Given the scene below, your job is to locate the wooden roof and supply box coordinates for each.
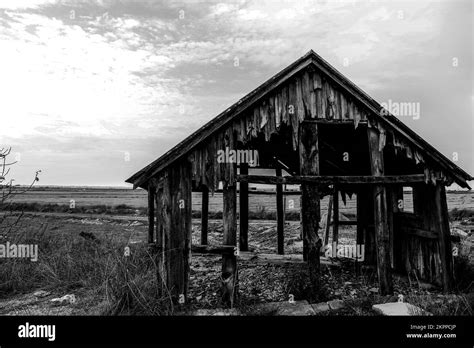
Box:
[126,50,472,189]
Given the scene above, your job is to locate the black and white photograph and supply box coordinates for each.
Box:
[0,0,472,345]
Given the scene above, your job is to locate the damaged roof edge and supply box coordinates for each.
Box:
[126,50,472,190]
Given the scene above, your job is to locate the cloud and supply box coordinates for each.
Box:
[0,0,471,186]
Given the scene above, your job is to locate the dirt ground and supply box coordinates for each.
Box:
[0,213,472,316]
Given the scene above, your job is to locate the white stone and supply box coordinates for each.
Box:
[33,290,50,298]
[372,302,430,316]
[327,299,345,310]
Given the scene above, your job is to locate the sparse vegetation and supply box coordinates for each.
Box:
[449,208,474,221]
[0,216,173,315]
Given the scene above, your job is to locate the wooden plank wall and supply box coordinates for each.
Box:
[396,183,453,290]
[186,68,454,192]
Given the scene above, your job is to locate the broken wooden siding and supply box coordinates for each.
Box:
[182,68,453,194]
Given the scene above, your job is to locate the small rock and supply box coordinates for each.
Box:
[451,227,468,238]
[344,281,353,286]
[369,287,379,293]
[327,299,345,311]
[275,301,316,316]
[372,302,431,316]
[252,301,315,316]
[50,294,76,305]
[311,302,330,313]
[194,308,240,316]
[33,290,50,298]
[196,295,202,301]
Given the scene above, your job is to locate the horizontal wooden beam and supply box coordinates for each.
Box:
[238,252,340,267]
[237,174,427,185]
[304,119,368,125]
[405,227,438,239]
[191,244,235,255]
[338,220,358,226]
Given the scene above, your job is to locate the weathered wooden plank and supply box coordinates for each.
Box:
[288,79,299,150]
[276,167,284,255]
[148,182,155,244]
[324,194,333,247]
[281,85,289,124]
[201,186,209,245]
[337,220,358,226]
[156,162,193,302]
[222,181,237,307]
[356,186,376,266]
[405,227,438,239]
[237,174,426,185]
[314,72,323,118]
[275,93,281,129]
[309,72,317,118]
[299,121,322,283]
[239,163,249,251]
[296,75,305,121]
[155,181,164,250]
[221,130,238,307]
[332,187,339,244]
[302,71,311,119]
[368,127,393,295]
[434,184,454,292]
[389,186,403,270]
[192,244,235,255]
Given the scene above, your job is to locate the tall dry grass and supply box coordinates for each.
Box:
[0,219,174,315]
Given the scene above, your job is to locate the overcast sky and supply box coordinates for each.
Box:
[0,0,472,187]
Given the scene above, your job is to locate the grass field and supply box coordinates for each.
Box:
[1,186,473,316]
[6,186,474,222]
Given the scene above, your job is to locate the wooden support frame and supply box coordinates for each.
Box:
[221,129,238,307]
[367,127,393,295]
[332,187,339,244]
[407,183,454,290]
[276,167,285,254]
[147,182,155,244]
[239,163,249,251]
[299,121,322,283]
[192,244,235,255]
[237,174,427,185]
[324,194,333,247]
[434,184,454,292]
[357,187,375,265]
[201,186,209,245]
[155,162,193,302]
[388,185,403,269]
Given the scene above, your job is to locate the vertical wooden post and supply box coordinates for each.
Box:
[324,194,333,247]
[276,167,284,254]
[148,182,155,244]
[357,186,375,264]
[356,187,364,247]
[156,176,169,296]
[201,186,209,245]
[156,162,192,302]
[367,127,393,295]
[222,129,238,307]
[435,184,454,292]
[332,186,339,245]
[299,121,322,284]
[239,163,249,251]
[389,185,403,270]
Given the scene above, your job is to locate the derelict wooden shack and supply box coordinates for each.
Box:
[126,50,472,306]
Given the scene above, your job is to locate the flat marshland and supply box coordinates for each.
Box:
[0,186,473,315]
